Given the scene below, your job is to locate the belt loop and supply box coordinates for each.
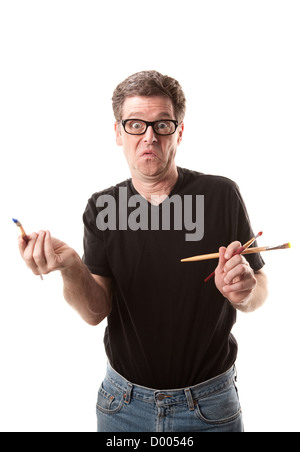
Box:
[124,383,133,405]
[184,388,195,411]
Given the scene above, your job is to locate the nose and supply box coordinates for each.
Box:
[143,125,158,143]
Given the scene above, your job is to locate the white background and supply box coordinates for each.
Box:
[0,0,299,432]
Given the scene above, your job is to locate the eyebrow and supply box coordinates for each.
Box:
[126,112,174,119]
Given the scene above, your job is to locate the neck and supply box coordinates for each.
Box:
[131,165,179,204]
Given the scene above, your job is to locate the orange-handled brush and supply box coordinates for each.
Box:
[203,231,263,283]
[12,219,43,280]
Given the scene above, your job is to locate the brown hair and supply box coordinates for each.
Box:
[112,70,186,122]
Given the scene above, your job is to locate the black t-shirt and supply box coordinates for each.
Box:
[83,167,265,389]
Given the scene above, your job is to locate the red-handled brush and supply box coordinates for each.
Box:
[203,231,263,283]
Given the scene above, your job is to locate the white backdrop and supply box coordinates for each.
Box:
[0,0,299,432]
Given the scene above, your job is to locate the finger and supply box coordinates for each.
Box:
[224,241,242,260]
[232,275,242,284]
[223,279,250,294]
[32,231,47,271]
[18,235,28,257]
[215,247,227,275]
[23,233,38,262]
[224,261,251,285]
[223,271,256,294]
[224,254,249,276]
[224,254,244,273]
[223,287,252,305]
[44,231,57,270]
[22,233,41,275]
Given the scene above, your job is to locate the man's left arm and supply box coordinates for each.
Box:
[215,242,268,313]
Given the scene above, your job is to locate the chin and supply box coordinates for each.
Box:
[136,160,163,176]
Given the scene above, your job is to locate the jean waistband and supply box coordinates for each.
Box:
[106,362,236,409]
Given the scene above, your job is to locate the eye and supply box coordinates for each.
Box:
[154,121,175,134]
[124,120,147,134]
[131,122,143,130]
[126,120,144,130]
[157,122,169,130]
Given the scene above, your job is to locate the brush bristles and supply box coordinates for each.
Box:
[279,243,291,250]
[12,218,21,227]
[268,243,291,251]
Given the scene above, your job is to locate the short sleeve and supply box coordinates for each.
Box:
[234,185,265,272]
[82,195,113,278]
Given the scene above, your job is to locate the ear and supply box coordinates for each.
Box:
[114,121,123,146]
[177,122,184,145]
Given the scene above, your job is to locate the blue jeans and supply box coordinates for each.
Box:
[96,362,244,432]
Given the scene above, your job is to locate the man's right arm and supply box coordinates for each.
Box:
[61,256,112,325]
[18,230,112,326]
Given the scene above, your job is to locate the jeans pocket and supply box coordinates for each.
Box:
[195,382,242,425]
[96,379,124,415]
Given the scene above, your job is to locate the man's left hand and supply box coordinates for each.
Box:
[214,241,257,307]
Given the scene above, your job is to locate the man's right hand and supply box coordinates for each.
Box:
[18,230,77,277]
[18,230,112,325]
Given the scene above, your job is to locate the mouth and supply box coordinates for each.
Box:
[141,150,158,158]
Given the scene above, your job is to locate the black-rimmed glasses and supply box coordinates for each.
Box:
[121,119,178,136]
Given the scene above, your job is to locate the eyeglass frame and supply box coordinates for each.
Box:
[120,119,179,136]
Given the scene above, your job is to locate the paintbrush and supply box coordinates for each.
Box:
[12,218,29,243]
[203,240,291,282]
[181,240,291,263]
[202,231,263,282]
[241,242,291,255]
[12,219,43,280]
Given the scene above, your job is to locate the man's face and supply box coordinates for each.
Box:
[114,96,184,180]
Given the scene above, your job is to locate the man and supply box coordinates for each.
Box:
[18,70,268,432]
